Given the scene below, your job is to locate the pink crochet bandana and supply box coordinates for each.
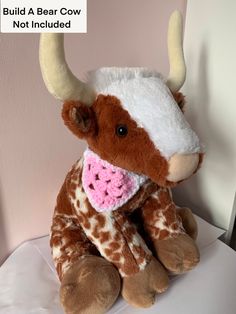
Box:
[82,149,147,213]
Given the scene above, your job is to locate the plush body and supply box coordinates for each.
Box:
[51,149,199,313]
[51,151,186,280]
[39,11,203,314]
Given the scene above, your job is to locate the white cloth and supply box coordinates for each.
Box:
[1,216,235,314]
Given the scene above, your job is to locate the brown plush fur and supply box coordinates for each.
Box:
[62,102,97,139]
[60,256,120,314]
[62,96,171,187]
[154,233,200,274]
[122,257,169,308]
[141,189,184,240]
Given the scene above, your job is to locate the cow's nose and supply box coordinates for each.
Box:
[167,153,199,182]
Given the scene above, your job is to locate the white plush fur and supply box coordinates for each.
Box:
[88,67,201,159]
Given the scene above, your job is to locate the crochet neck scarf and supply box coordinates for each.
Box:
[82,149,147,213]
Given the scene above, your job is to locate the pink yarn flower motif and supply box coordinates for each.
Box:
[82,151,139,212]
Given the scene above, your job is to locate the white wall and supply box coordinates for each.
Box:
[173,0,236,231]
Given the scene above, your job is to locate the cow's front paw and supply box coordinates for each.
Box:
[154,233,200,274]
[60,256,120,314]
[122,257,169,308]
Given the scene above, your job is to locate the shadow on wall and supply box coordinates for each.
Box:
[0,180,9,265]
[173,43,233,226]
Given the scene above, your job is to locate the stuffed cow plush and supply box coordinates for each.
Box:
[39,11,203,314]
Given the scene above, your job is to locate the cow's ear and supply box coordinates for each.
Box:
[173,92,186,112]
[62,101,97,139]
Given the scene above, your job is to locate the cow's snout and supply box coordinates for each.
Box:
[167,153,200,182]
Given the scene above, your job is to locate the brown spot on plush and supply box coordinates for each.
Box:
[83,221,91,229]
[111,253,121,261]
[95,215,106,228]
[104,248,113,256]
[100,231,110,243]
[159,229,170,240]
[109,242,120,251]
[63,228,86,245]
[142,203,155,223]
[77,214,84,224]
[172,222,179,230]
[92,226,100,239]
[114,232,122,242]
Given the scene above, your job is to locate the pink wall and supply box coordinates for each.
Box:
[0,0,186,264]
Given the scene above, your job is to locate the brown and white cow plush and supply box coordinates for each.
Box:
[39,11,203,314]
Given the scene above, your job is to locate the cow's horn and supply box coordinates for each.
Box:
[166,11,186,92]
[39,33,95,104]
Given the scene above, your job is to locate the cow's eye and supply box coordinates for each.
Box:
[116,124,128,137]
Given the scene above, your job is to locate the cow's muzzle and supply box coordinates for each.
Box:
[167,153,200,183]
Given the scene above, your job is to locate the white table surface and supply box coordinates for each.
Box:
[0,216,235,314]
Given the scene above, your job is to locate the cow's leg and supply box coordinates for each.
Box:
[141,188,200,274]
[51,182,120,314]
[70,200,169,308]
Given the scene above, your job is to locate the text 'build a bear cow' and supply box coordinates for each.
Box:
[39,11,204,314]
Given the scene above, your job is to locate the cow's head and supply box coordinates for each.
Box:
[39,11,203,188]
